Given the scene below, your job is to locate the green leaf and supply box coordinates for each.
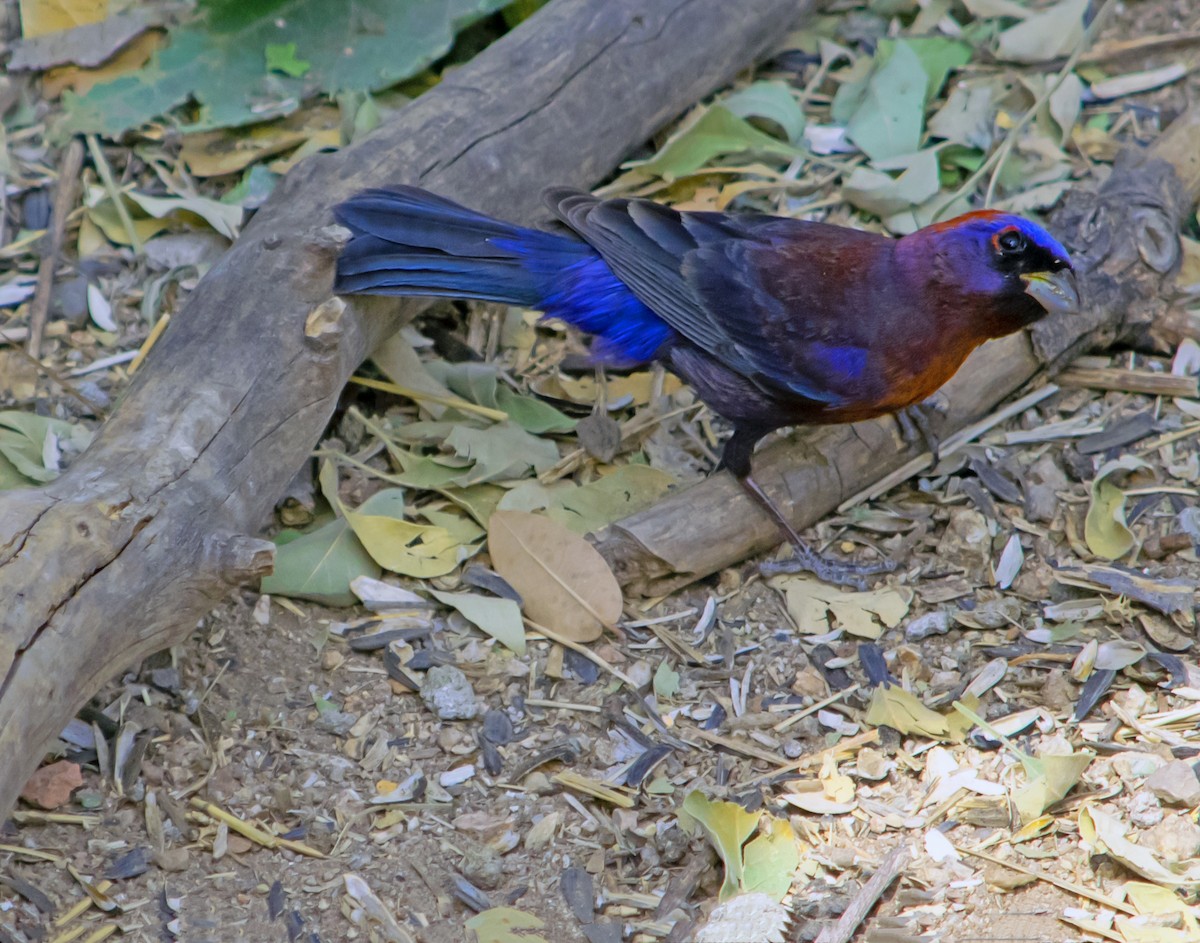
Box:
[928,79,998,149]
[430,589,525,655]
[865,685,953,738]
[904,37,972,103]
[722,80,806,143]
[389,419,558,484]
[427,361,576,433]
[260,517,380,606]
[995,0,1088,64]
[498,465,676,534]
[0,412,92,486]
[741,817,800,903]
[653,660,680,700]
[844,40,929,162]
[443,424,560,484]
[631,105,799,182]
[60,0,514,136]
[842,148,941,219]
[265,41,310,78]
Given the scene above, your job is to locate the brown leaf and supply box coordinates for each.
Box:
[487,510,622,642]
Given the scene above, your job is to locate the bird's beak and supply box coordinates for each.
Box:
[1021,268,1080,315]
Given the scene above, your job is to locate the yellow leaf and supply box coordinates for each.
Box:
[1084,456,1149,560]
[1084,479,1133,559]
[345,510,463,579]
[19,0,107,38]
[180,106,340,177]
[487,510,622,643]
[865,685,951,738]
[682,792,760,902]
[770,575,912,639]
[42,30,165,98]
[465,907,547,943]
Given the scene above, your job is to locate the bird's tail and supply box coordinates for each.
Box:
[333,186,589,307]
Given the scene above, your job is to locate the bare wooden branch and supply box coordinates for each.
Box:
[27,138,84,358]
[811,844,909,943]
[595,110,1200,596]
[0,0,810,823]
[1056,365,1199,398]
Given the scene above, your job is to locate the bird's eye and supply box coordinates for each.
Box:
[997,229,1026,254]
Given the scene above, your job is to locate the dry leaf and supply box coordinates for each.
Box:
[1084,456,1148,560]
[771,575,912,639]
[487,510,622,643]
[1080,806,1200,889]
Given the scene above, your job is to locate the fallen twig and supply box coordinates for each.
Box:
[27,138,84,359]
[811,844,909,943]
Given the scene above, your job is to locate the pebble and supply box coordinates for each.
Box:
[421,665,479,720]
[1146,760,1200,807]
[1127,789,1164,828]
[906,611,951,641]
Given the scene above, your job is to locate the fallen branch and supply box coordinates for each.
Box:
[595,106,1200,596]
[0,0,810,823]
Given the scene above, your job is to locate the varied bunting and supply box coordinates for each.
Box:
[333,186,1078,586]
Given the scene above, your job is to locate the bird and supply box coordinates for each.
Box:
[332,185,1078,587]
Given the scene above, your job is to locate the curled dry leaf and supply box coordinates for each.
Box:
[487,510,622,643]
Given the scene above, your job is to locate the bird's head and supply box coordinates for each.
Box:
[906,210,1079,337]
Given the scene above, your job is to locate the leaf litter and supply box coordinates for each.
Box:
[4,0,1200,941]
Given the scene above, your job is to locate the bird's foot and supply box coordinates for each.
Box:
[896,393,950,463]
[759,542,896,591]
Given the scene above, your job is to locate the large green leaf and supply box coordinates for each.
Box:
[0,412,93,488]
[260,518,380,606]
[60,0,513,136]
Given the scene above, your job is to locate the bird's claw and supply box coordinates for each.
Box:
[896,393,949,463]
[759,544,896,591]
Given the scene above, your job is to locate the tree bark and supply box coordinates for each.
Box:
[0,0,809,822]
[594,111,1200,597]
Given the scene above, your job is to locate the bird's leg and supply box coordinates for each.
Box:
[722,427,895,590]
[895,392,950,462]
[741,473,895,589]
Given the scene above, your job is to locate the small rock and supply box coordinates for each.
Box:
[1128,789,1164,828]
[147,667,181,693]
[460,843,503,889]
[1146,760,1200,807]
[421,665,479,720]
[314,709,358,736]
[1024,454,1068,523]
[855,747,893,781]
[1140,815,1200,862]
[905,611,950,641]
[936,509,991,580]
[625,660,653,690]
[19,760,83,810]
[154,847,191,872]
[1110,751,1167,782]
